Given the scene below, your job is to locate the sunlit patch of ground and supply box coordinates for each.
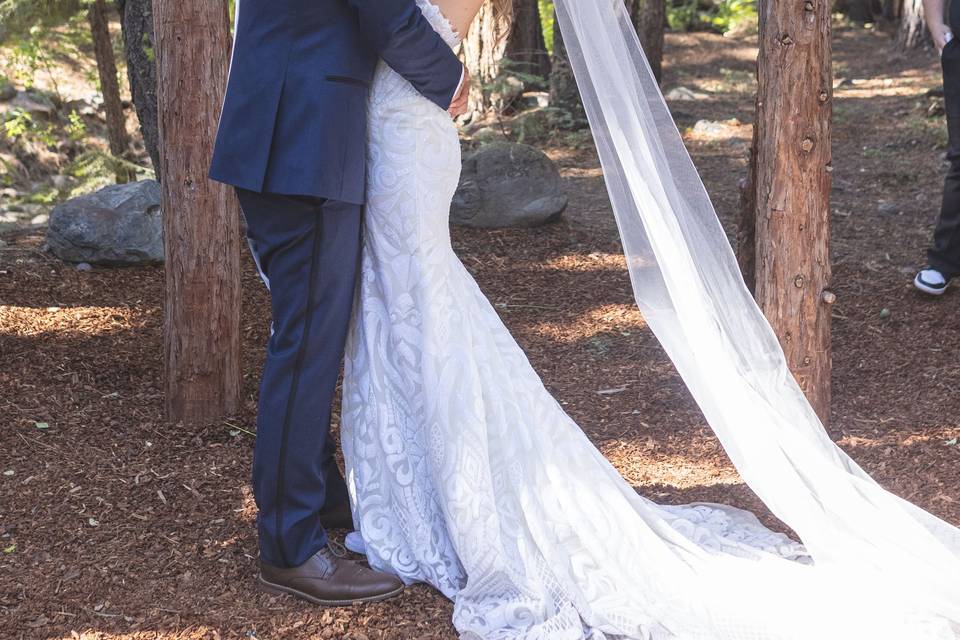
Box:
[0,305,154,337]
[530,303,647,343]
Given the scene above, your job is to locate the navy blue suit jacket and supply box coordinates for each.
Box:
[209,0,463,205]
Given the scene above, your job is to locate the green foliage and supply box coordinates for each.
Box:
[65,109,86,141]
[140,32,155,62]
[3,12,89,98]
[706,0,757,34]
[0,156,15,187]
[667,1,698,32]
[539,0,555,53]
[491,58,547,92]
[2,108,58,147]
[668,0,757,35]
[65,149,154,197]
[0,0,86,41]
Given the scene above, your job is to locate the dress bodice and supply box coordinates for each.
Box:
[415,0,462,49]
[369,1,462,111]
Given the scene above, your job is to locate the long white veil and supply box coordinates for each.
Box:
[553,0,960,630]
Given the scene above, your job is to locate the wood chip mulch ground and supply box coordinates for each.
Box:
[2,24,959,640]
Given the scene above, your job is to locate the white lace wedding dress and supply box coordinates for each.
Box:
[341,2,959,639]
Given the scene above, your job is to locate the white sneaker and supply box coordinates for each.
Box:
[914,267,950,295]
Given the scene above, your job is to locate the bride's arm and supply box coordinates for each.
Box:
[348,0,464,109]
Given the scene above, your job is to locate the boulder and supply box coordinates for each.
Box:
[452,142,567,228]
[47,180,163,265]
[9,90,56,117]
[0,81,15,102]
[877,201,900,216]
[666,86,709,101]
[691,118,741,141]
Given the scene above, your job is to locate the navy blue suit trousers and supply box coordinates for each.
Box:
[238,188,361,567]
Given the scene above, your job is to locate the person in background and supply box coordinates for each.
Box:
[916,0,960,294]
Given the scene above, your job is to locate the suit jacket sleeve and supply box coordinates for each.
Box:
[348,0,464,110]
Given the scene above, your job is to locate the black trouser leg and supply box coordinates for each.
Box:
[236,188,361,568]
[929,42,960,278]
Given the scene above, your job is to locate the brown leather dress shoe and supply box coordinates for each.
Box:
[258,546,403,606]
[318,501,354,530]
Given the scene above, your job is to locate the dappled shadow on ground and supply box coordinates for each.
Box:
[2,24,959,640]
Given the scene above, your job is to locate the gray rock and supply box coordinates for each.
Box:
[0,82,15,102]
[470,126,509,144]
[524,91,550,108]
[51,175,75,191]
[47,180,163,265]
[10,91,55,117]
[452,143,567,229]
[877,201,900,215]
[666,86,709,101]
[692,119,741,140]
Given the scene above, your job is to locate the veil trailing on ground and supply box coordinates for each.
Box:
[554,0,960,631]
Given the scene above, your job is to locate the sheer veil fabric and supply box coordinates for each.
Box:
[552,0,960,633]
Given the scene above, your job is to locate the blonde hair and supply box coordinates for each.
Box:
[490,0,514,37]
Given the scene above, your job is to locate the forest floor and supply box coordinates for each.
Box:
[2,22,960,640]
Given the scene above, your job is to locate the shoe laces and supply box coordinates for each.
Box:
[327,539,348,559]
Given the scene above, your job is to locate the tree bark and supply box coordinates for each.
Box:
[737,172,757,294]
[461,3,510,115]
[153,0,241,424]
[88,0,132,182]
[116,0,161,179]
[548,10,584,121]
[505,0,550,78]
[882,0,902,21]
[749,0,833,422]
[896,0,932,50]
[626,0,666,82]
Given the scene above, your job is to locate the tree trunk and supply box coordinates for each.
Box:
[897,0,932,49]
[749,0,833,422]
[153,0,241,424]
[88,0,132,182]
[626,0,666,82]
[882,0,902,21]
[833,0,875,22]
[548,10,584,121]
[737,172,756,293]
[505,0,551,78]
[116,0,160,179]
[461,3,511,115]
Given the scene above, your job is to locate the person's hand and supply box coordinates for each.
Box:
[931,23,953,54]
[448,66,470,117]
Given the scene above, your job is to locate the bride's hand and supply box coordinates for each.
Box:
[449,66,471,117]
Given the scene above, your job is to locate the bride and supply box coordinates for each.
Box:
[339,0,960,638]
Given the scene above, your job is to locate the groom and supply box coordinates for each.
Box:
[209,0,469,605]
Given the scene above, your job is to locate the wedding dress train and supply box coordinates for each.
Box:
[340,1,960,638]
